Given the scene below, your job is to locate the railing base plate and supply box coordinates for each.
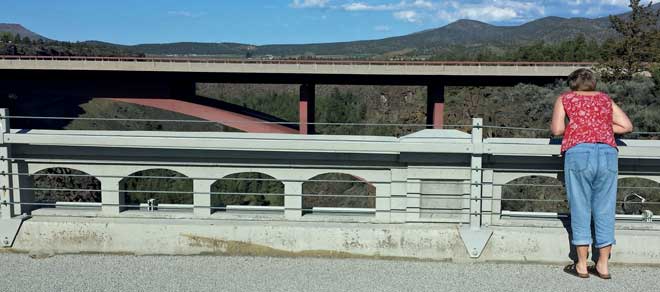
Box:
[0,214,29,247]
[459,226,493,258]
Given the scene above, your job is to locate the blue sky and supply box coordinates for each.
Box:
[0,0,649,45]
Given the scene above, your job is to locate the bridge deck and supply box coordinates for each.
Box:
[0,55,592,78]
[2,253,656,292]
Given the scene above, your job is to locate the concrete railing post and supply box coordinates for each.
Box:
[390,169,407,223]
[374,183,391,223]
[406,179,422,221]
[100,177,123,215]
[194,179,215,216]
[0,109,11,219]
[284,181,303,220]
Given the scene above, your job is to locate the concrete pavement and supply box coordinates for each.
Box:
[1,253,657,292]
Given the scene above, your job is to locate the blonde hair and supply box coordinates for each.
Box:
[568,69,597,91]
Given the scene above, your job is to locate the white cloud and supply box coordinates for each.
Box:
[394,10,421,23]
[343,2,393,11]
[565,0,651,6]
[288,0,650,25]
[341,0,435,11]
[435,0,545,23]
[167,11,206,18]
[290,0,330,8]
[411,0,434,9]
[458,6,519,21]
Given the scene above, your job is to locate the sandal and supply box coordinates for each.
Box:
[564,264,589,278]
[588,265,612,280]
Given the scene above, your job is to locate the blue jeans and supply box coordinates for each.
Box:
[564,143,618,248]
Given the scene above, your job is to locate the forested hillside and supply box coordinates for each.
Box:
[2,3,658,60]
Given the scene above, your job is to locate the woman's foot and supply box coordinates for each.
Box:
[564,263,589,278]
[589,264,611,280]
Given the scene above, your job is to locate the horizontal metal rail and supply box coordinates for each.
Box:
[6,186,660,205]
[2,201,476,216]
[7,171,660,190]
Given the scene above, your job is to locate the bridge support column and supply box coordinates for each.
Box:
[101,177,123,215]
[194,179,215,216]
[284,181,302,220]
[299,84,316,135]
[427,84,445,129]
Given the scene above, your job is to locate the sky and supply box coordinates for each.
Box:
[0,0,651,45]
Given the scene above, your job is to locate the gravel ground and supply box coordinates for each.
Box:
[1,253,658,292]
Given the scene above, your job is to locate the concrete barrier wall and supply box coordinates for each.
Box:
[12,217,660,264]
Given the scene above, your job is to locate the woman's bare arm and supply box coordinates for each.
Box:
[612,102,633,134]
[551,96,566,136]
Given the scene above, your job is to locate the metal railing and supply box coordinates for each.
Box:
[1,110,659,233]
[0,55,597,67]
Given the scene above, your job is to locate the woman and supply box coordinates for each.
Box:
[551,68,633,279]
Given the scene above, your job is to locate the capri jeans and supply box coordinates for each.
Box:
[564,143,618,248]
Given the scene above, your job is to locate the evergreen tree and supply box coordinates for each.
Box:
[602,0,660,80]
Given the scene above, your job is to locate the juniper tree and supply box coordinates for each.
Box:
[602,0,660,80]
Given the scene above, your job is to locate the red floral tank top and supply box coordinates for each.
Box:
[561,92,617,153]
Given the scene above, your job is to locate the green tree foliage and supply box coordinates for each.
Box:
[0,34,144,57]
[502,176,567,213]
[211,173,284,208]
[429,36,605,62]
[601,0,660,80]
[317,88,367,135]
[508,35,604,62]
[33,168,101,203]
[121,169,193,205]
[0,33,11,43]
[618,178,660,215]
[302,173,375,209]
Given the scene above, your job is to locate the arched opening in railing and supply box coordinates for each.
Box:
[618,178,660,216]
[502,176,567,213]
[32,168,101,208]
[211,172,284,212]
[121,169,192,209]
[302,173,375,213]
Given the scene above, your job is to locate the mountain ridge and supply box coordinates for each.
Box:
[0,23,50,41]
[1,2,658,58]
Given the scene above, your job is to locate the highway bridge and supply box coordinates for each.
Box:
[0,56,593,132]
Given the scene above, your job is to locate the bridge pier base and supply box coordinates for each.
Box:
[427,84,445,129]
[299,84,316,135]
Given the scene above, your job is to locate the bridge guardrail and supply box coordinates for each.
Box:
[0,110,658,254]
[0,55,597,67]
